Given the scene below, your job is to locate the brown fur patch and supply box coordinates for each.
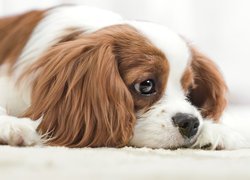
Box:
[113,28,169,112]
[20,25,169,147]
[57,28,84,43]
[187,47,227,121]
[181,66,194,94]
[0,10,44,70]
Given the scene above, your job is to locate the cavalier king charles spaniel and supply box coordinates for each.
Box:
[0,5,247,149]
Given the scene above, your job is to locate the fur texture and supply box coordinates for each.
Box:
[0,5,247,149]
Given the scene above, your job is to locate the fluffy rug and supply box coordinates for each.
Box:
[1,146,250,180]
[1,105,250,180]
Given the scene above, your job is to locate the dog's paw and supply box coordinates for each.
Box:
[192,121,248,150]
[0,116,41,146]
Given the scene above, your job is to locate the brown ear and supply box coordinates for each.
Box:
[21,36,136,147]
[188,47,227,121]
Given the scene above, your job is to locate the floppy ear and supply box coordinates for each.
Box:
[21,36,136,147]
[188,47,227,121]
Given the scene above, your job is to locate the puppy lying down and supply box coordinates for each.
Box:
[0,5,247,149]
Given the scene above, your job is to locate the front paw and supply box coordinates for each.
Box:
[192,121,248,150]
[0,116,41,146]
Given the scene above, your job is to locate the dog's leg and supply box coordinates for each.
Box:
[192,120,249,150]
[0,107,42,146]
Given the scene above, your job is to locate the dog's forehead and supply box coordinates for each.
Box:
[127,21,191,84]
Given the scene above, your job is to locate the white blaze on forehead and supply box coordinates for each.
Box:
[127,22,203,149]
[127,21,191,92]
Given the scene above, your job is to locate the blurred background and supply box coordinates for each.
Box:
[0,0,250,106]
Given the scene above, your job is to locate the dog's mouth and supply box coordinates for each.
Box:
[179,138,198,149]
[175,129,214,150]
[168,133,201,150]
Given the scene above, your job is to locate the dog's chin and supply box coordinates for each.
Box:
[129,133,199,150]
[162,136,198,150]
[178,137,199,149]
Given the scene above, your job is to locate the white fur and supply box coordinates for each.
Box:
[128,21,191,82]
[3,6,124,115]
[16,5,123,77]
[0,5,125,147]
[128,21,248,150]
[0,110,41,146]
[130,95,203,148]
[128,22,202,148]
[0,5,247,149]
[192,120,249,150]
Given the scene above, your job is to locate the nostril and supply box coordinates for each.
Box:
[193,122,199,129]
[180,121,189,129]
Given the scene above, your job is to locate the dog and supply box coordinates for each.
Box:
[0,5,247,149]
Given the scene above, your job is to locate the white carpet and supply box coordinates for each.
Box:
[1,146,250,180]
[1,105,250,180]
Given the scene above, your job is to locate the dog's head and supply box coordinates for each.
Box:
[23,22,227,148]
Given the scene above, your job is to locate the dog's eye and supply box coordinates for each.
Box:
[134,79,156,96]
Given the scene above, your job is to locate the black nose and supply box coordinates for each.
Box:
[172,113,199,138]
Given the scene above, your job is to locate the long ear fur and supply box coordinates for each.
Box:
[189,47,227,121]
[21,36,135,147]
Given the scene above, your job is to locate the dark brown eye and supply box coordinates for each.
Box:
[134,79,156,96]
